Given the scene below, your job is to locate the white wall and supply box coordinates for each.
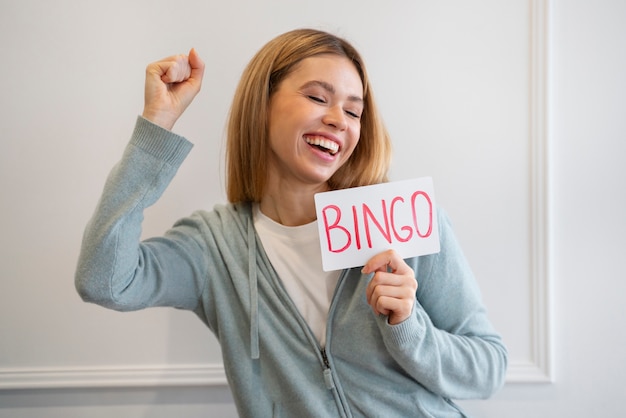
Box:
[460,0,626,416]
[1,0,624,416]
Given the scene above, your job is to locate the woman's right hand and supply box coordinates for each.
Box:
[142,48,205,131]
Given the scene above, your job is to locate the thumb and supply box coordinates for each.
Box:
[176,48,204,95]
[188,48,205,83]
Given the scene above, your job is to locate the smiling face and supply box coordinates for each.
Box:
[266,54,364,194]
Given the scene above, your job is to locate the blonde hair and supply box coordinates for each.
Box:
[226,28,392,203]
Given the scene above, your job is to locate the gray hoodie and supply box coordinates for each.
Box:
[76,116,507,417]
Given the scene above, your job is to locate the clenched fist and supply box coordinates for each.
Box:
[142,48,205,130]
[363,249,418,325]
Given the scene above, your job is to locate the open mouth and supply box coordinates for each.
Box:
[305,136,339,155]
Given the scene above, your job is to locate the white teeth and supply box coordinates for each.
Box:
[305,136,339,155]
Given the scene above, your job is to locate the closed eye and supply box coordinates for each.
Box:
[308,95,326,103]
[345,110,361,119]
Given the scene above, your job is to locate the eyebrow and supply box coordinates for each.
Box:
[301,80,364,104]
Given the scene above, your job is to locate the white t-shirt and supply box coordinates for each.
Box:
[253,204,340,347]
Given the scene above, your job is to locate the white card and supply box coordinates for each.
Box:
[314,177,440,271]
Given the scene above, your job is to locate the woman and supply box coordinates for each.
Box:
[76,28,507,417]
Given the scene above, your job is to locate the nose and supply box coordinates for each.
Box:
[322,105,348,131]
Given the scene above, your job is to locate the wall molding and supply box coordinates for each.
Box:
[510,0,552,383]
[0,364,228,389]
[0,0,552,391]
[0,358,552,390]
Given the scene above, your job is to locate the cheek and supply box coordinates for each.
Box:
[341,136,360,164]
[346,124,361,152]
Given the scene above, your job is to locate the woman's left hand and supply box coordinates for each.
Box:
[363,249,418,325]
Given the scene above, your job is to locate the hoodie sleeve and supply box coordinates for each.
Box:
[74,116,208,312]
[375,209,508,400]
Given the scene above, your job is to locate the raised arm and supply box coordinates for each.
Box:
[75,50,207,311]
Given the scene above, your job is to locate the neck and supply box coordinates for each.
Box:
[260,181,329,226]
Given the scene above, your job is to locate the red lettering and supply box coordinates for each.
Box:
[362,201,392,248]
[352,205,361,250]
[411,191,433,238]
[322,205,351,253]
[321,188,435,256]
[390,196,413,242]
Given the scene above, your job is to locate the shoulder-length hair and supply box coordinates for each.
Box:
[226,28,392,203]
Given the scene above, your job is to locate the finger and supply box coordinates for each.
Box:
[366,283,394,310]
[365,270,405,301]
[159,55,192,84]
[372,294,399,314]
[366,277,417,307]
[361,249,411,275]
[372,294,414,325]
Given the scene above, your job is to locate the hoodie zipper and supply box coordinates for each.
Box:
[321,348,331,369]
[321,348,335,390]
[320,269,345,392]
